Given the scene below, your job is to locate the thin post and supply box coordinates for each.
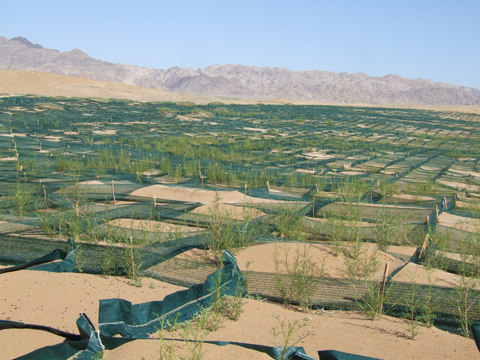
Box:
[379,263,390,317]
[266,181,270,192]
[312,198,315,218]
[111,180,116,205]
[43,185,49,210]
[418,234,429,259]
[154,196,156,207]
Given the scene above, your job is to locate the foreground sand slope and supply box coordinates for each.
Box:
[1,265,478,360]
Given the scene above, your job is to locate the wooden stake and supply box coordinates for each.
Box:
[154,196,156,207]
[266,181,270,192]
[379,263,390,317]
[111,180,116,205]
[312,199,315,218]
[418,234,430,259]
[43,185,49,210]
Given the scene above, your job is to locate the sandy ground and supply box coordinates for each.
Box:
[0,268,185,360]
[389,194,437,201]
[0,156,17,161]
[178,242,460,288]
[307,217,375,228]
[437,179,478,192]
[455,200,480,211]
[130,185,220,204]
[0,69,215,104]
[2,69,480,115]
[438,213,480,233]
[190,203,265,220]
[236,242,403,280]
[109,219,203,233]
[1,267,477,360]
[130,185,288,207]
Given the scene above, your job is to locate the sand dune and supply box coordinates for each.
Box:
[1,69,480,114]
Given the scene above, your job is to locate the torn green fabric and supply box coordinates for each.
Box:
[99,250,246,338]
[318,350,381,360]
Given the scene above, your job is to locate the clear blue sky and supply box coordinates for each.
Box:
[1,0,479,89]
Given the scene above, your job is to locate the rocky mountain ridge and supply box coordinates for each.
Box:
[1,36,479,105]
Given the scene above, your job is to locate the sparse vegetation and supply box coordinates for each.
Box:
[270,314,315,360]
[2,95,480,357]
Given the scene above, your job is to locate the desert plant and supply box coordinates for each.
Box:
[179,318,207,360]
[220,270,247,321]
[277,205,306,241]
[327,212,345,256]
[343,246,380,281]
[354,278,393,321]
[419,269,437,328]
[194,305,223,333]
[451,274,480,336]
[11,183,34,220]
[273,244,289,304]
[205,198,237,265]
[446,233,480,336]
[155,313,182,360]
[372,205,399,252]
[123,235,144,286]
[273,242,324,312]
[100,239,118,277]
[404,271,421,339]
[270,314,315,360]
[204,193,261,265]
[423,229,451,271]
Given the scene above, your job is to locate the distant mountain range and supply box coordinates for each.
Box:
[1,36,479,105]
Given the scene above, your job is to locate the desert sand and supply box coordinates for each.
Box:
[108,219,203,233]
[2,69,480,114]
[130,185,290,207]
[438,213,480,233]
[1,264,477,360]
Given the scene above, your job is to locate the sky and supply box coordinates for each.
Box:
[1,0,479,89]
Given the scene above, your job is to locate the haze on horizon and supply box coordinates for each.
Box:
[1,0,479,89]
